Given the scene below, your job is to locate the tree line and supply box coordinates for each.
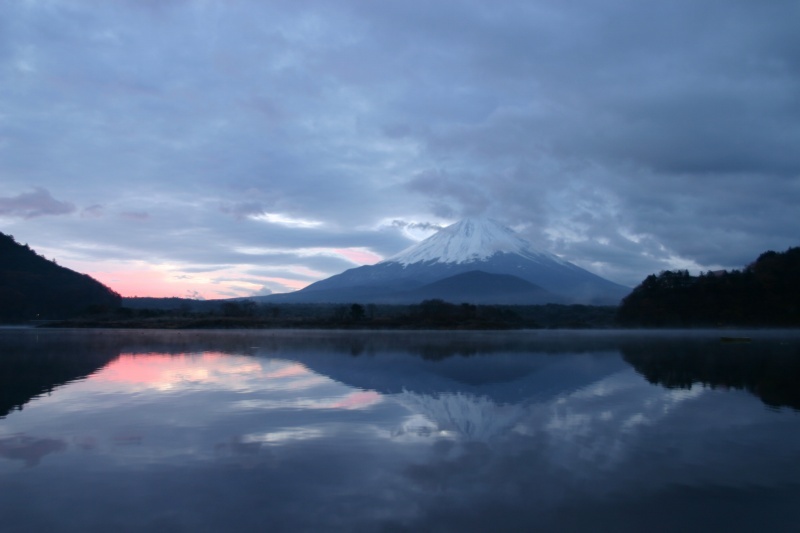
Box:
[617,247,800,327]
[50,299,619,329]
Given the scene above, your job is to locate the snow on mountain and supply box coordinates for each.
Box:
[386,217,566,266]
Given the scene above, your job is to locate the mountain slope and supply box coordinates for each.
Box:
[0,232,121,321]
[404,270,562,305]
[269,218,630,305]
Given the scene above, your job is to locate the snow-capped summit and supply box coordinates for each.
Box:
[385,217,565,266]
[266,217,631,305]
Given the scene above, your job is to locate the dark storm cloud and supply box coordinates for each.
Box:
[368,0,800,281]
[0,188,75,219]
[406,170,492,219]
[2,0,798,292]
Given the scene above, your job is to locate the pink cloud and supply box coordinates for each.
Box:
[334,247,383,265]
[86,269,225,298]
[79,265,311,299]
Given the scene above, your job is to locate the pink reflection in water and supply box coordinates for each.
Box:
[326,390,383,410]
[85,352,380,410]
[90,352,269,389]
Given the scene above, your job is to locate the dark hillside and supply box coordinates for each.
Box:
[617,247,800,327]
[0,232,121,321]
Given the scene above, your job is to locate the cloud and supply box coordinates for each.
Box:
[406,170,492,219]
[248,212,324,229]
[2,0,799,294]
[0,188,75,219]
[220,201,270,220]
[120,211,150,221]
[252,286,273,297]
[81,204,104,218]
[390,220,444,232]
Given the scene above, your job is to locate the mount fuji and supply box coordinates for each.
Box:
[267,218,630,305]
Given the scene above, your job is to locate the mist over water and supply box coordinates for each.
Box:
[2,329,800,532]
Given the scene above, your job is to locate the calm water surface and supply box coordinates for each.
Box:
[1,328,800,532]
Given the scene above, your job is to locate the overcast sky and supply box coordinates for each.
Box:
[2,0,798,298]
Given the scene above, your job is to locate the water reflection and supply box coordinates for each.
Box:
[1,329,799,532]
[621,337,800,410]
[0,331,120,418]
[0,434,67,467]
[395,391,526,441]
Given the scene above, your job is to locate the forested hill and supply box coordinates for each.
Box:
[0,232,121,321]
[618,247,800,327]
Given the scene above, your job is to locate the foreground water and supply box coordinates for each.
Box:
[1,329,799,532]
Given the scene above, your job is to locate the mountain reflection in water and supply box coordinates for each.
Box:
[1,328,800,532]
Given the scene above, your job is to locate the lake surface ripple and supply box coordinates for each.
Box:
[2,329,800,532]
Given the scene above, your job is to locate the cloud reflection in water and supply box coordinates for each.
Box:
[2,330,800,532]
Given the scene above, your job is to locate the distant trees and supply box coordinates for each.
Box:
[46,298,623,329]
[221,300,257,317]
[617,247,800,327]
[408,299,523,328]
[349,303,366,321]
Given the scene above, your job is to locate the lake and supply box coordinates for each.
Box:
[1,328,800,532]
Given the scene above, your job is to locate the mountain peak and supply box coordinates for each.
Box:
[271,217,630,305]
[384,217,559,266]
